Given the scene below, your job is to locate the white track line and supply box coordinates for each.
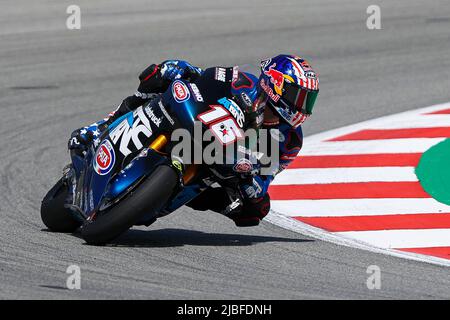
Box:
[266,211,450,267]
[336,229,450,249]
[300,138,445,156]
[367,115,450,129]
[271,198,450,217]
[271,167,417,185]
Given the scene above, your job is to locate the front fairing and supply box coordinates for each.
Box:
[69,102,177,219]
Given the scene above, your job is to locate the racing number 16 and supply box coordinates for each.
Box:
[197,105,244,145]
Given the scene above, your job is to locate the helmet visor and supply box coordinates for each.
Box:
[283,81,319,115]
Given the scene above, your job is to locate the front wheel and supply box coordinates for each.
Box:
[81,165,179,245]
[41,178,82,232]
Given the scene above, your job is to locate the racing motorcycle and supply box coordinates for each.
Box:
[41,67,262,245]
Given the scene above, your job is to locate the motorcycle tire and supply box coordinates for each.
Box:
[41,178,82,232]
[80,165,179,245]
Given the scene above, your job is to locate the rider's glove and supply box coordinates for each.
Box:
[160,60,202,81]
[136,60,202,98]
[160,61,186,81]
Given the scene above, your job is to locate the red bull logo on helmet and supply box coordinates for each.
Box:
[263,63,285,95]
[260,79,280,102]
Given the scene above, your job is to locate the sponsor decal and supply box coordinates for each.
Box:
[215,67,226,82]
[189,83,204,102]
[274,105,296,123]
[232,66,239,81]
[69,136,80,147]
[172,160,183,173]
[109,107,153,157]
[197,105,244,145]
[244,180,262,198]
[304,71,317,79]
[158,100,175,125]
[240,92,252,107]
[172,80,190,103]
[233,158,254,173]
[260,79,280,102]
[260,58,271,70]
[93,140,115,175]
[264,63,284,95]
[89,189,94,212]
[217,97,245,128]
[134,91,157,100]
[273,104,308,127]
[144,105,163,127]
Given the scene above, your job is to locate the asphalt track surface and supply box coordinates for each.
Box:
[0,0,449,299]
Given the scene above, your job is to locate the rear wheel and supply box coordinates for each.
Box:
[81,165,179,245]
[41,178,82,232]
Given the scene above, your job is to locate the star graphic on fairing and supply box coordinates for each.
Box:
[220,124,229,136]
[92,129,100,137]
[93,138,100,147]
[80,128,87,135]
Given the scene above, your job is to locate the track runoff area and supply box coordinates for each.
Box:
[267,102,450,267]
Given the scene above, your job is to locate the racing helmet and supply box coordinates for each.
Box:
[258,54,319,128]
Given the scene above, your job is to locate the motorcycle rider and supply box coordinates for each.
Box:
[68,55,319,227]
